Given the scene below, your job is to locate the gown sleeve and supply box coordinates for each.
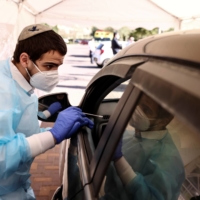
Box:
[0,133,32,179]
[0,82,32,179]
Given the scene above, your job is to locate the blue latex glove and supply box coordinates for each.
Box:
[50,106,94,144]
[48,102,62,115]
[113,138,123,161]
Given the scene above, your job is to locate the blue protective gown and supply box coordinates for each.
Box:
[0,59,42,199]
[101,131,185,200]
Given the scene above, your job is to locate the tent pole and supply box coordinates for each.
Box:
[36,0,66,16]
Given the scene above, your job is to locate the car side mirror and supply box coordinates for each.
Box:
[38,92,71,122]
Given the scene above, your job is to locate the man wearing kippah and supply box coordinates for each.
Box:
[0,24,94,199]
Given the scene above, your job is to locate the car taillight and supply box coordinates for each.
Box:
[100,49,104,55]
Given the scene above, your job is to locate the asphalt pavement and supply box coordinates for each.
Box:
[35,44,100,106]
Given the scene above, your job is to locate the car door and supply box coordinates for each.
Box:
[69,58,200,200]
[88,59,200,200]
[64,57,147,200]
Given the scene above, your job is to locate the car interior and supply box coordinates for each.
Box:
[90,89,200,200]
[97,92,200,199]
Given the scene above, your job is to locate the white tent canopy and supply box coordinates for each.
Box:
[35,0,179,30]
[0,0,200,42]
[151,0,200,30]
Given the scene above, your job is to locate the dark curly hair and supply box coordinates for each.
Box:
[13,30,67,63]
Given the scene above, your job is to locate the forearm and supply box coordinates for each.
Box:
[26,131,55,157]
[115,158,170,199]
[114,156,137,185]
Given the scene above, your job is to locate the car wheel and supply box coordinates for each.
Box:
[102,58,110,67]
[97,63,103,68]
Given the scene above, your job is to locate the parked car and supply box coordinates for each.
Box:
[38,29,200,200]
[74,39,81,43]
[80,39,89,45]
[93,42,113,68]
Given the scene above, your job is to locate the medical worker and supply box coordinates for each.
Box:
[102,94,185,200]
[0,24,93,200]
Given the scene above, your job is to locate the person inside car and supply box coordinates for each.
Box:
[65,93,185,200]
[103,94,185,200]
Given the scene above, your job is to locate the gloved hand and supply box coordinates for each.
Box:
[113,138,123,161]
[48,102,62,115]
[50,106,94,144]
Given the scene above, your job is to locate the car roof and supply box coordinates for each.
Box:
[112,29,200,63]
[87,29,200,89]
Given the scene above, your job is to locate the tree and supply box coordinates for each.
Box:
[90,26,99,37]
[104,27,115,32]
[52,25,59,33]
[162,27,174,33]
[118,26,131,41]
[43,23,59,33]
[150,27,159,35]
[129,27,160,41]
[129,27,147,41]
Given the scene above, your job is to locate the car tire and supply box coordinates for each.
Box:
[97,63,103,68]
[102,58,110,67]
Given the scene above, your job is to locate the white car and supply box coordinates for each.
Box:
[93,42,113,68]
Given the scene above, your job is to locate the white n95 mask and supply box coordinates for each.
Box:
[26,62,59,92]
[129,106,154,131]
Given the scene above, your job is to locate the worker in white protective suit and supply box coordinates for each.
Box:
[102,94,185,200]
[0,24,93,200]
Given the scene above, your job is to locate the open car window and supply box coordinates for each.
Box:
[98,92,200,200]
[104,80,130,99]
[92,79,130,146]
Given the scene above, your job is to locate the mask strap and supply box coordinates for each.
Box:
[32,62,44,74]
[25,68,32,79]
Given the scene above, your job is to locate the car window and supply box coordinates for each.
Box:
[99,93,200,200]
[104,80,130,99]
[94,79,130,145]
